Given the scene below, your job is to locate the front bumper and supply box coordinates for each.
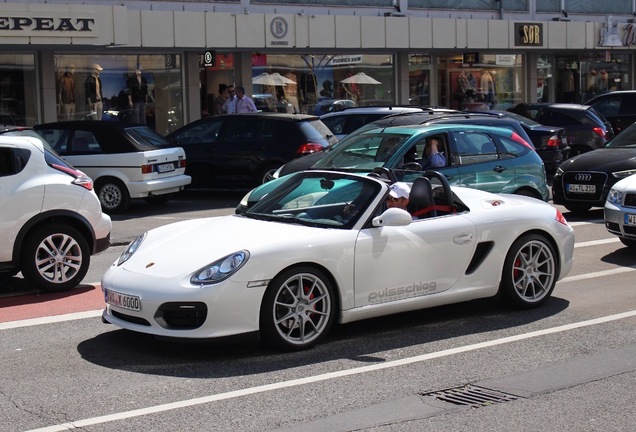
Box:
[604,201,636,240]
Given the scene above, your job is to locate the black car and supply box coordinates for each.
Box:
[586,91,636,135]
[517,103,613,157]
[274,110,547,178]
[552,121,636,213]
[166,113,337,188]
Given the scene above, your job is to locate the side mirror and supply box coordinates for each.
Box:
[372,207,412,227]
[402,162,423,171]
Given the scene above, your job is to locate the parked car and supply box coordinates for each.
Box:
[165,113,338,188]
[271,110,544,180]
[586,91,636,135]
[513,103,613,157]
[237,123,549,213]
[0,133,112,292]
[470,111,569,172]
[313,99,356,115]
[320,106,437,140]
[252,94,277,112]
[102,169,574,350]
[604,173,636,249]
[33,121,191,213]
[552,121,636,213]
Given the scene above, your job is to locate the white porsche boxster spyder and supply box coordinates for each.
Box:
[102,169,575,350]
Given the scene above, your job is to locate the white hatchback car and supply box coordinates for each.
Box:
[604,173,636,249]
[0,133,112,292]
[34,121,191,213]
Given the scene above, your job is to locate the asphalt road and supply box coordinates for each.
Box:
[1,191,636,432]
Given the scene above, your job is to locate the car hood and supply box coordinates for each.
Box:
[118,215,347,278]
[562,148,636,171]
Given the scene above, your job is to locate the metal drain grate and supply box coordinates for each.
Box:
[422,384,519,408]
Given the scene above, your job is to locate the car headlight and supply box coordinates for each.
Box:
[554,167,564,177]
[117,232,147,266]
[191,250,250,285]
[612,169,636,179]
[607,188,624,205]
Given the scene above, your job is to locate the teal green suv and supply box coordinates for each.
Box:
[236,123,549,212]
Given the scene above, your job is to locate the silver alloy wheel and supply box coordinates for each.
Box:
[99,183,123,211]
[272,272,332,346]
[511,239,556,303]
[35,232,83,285]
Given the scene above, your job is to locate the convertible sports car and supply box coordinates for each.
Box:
[102,169,575,350]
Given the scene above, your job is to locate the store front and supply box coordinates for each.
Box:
[439,53,524,111]
[52,54,184,135]
[201,52,397,117]
[0,53,37,126]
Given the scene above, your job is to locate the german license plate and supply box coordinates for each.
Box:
[567,183,596,193]
[626,214,636,225]
[104,289,141,311]
[157,163,175,173]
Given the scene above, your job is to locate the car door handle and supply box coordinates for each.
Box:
[493,165,506,173]
[453,232,473,245]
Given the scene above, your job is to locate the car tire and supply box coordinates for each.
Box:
[564,204,591,213]
[20,224,90,292]
[619,237,636,248]
[499,234,557,309]
[97,178,130,213]
[260,266,336,351]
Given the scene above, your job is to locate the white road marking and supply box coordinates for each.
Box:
[25,309,636,432]
[0,310,102,331]
[568,219,604,227]
[574,238,619,248]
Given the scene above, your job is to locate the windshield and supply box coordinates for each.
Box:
[312,132,409,171]
[503,112,542,127]
[606,124,636,148]
[125,126,171,147]
[245,171,381,229]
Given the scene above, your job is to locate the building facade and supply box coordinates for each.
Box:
[1,1,636,134]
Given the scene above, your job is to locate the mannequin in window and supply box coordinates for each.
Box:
[128,68,148,124]
[598,69,609,92]
[480,70,496,108]
[85,63,104,120]
[58,64,76,121]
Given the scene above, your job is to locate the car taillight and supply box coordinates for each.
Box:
[510,132,534,150]
[141,164,153,174]
[296,143,323,155]
[178,159,186,168]
[51,163,93,191]
[593,127,606,139]
[555,209,569,226]
[547,135,560,148]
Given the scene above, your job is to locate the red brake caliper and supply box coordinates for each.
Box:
[304,285,316,318]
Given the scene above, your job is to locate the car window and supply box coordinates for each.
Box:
[452,131,499,165]
[125,126,171,148]
[0,147,19,176]
[260,121,275,140]
[590,95,622,116]
[502,111,542,127]
[36,129,71,154]
[313,132,409,171]
[303,120,334,143]
[171,119,223,145]
[71,130,101,154]
[321,116,346,135]
[586,108,609,126]
[544,110,578,126]
[606,124,636,148]
[226,119,263,142]
[496,136,526,157]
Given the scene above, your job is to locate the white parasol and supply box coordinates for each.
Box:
[340,72,381,85]
[252,72,296,86]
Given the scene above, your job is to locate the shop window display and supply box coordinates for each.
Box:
[409,54,431,106]
[443,54,523,111]
[248,54,395,116]
[54,54,183,135]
